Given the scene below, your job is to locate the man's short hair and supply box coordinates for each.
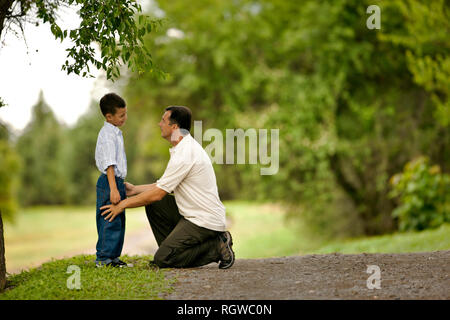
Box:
[100,93,126,116]
[165,106,192,132]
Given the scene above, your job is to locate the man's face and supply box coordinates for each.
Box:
[159,110,176,139]
[106,107,127,127]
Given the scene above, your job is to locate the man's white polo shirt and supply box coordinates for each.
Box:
[156,133,226,232]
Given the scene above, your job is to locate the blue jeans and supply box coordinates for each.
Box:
[95,173,126,263]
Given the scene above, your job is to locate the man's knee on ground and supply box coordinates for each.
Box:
[153,245,173,268]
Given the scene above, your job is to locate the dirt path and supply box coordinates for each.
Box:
[163,250,450,300]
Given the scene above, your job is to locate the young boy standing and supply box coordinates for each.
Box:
[94,93,129,267]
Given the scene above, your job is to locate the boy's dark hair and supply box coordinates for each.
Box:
[165,105,192,132]
[100,93,126,116]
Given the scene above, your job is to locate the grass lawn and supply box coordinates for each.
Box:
[3,206,149,273]
[225,201,311,258]
[225,201,450,258]
[0,255,173,300]
[310,223,450,254]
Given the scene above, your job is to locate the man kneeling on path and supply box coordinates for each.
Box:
[100,106,235,269]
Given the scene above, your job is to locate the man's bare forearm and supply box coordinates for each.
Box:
[118,184,167,210]
[126,183,156,196]
[132,183,156,195]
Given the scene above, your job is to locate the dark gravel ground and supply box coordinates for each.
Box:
[162,250,450,300]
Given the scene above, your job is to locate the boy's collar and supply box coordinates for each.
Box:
[104,121,121,134]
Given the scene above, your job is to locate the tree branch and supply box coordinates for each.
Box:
[0,0,15,38]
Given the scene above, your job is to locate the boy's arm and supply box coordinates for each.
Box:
[106,165,121,205]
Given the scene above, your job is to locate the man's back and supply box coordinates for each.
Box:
[156,134,226,232]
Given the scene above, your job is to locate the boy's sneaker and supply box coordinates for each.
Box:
[95,260,112,268]
[95,259,133,268]
[218,231,235,269]
[112,259,133,268]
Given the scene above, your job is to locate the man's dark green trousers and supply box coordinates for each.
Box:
[145,194,222,268]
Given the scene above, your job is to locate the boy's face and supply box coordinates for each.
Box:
[106,107,127,127]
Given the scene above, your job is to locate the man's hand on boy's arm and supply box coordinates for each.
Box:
[101,185,167,222]
[100,202,125,222]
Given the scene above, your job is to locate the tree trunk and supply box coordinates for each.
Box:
[0,210,6,291]
[329,152,396,235]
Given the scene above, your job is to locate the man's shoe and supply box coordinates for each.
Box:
[218,231,235,269]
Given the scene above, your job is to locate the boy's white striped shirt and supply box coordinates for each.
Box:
[95,121,127,179]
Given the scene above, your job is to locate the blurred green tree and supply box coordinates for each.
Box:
[380,0,450,129]
[64,101,102,204]
[16,92,69,205]
[123,0,449,239]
